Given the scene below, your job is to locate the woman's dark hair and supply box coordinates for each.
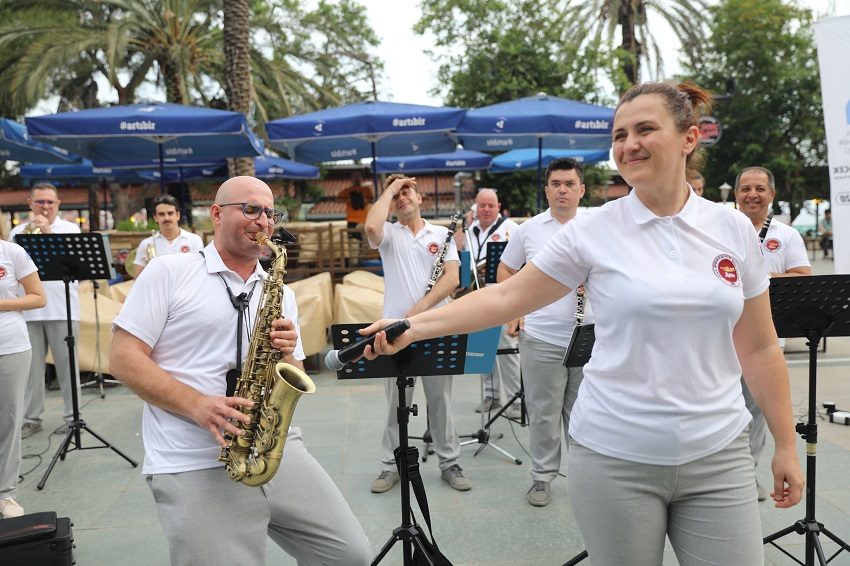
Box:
[616,81,714,172]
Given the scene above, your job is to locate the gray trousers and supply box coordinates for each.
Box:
[482,324,521,402]
[147,428,372,566]
[0,349,30,500]
[520,333,584,482]
[382,375,460,472]
[568,428,763,566]
[740,377,768,468]
[24,320,81,425]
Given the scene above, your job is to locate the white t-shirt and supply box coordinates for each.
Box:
[500,209,591,347]
[0,241,38,355]
[370,220,459,318]
[467,217,519,287]
[133,229,205,268]
[112,242,305,474]
[10,218,80,322]
[532,190,769,465]
[760,218,810,274]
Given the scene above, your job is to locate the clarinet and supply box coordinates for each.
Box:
[758,211,773,245]
[427,211,462,293]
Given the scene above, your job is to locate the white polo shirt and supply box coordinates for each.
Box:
[500,209,591,347]
[133,229,205,268]
[113,242,304,474]
[0,241,38,355]
[760,218,809,274]
[10,217,80,322]
[533,190,769,465]
[370,220,458,318]
[467,217,519,286]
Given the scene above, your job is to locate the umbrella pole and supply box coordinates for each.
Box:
[434,173,439,219]
[371,142,380,197]
[158,144,166,195]
[536,138,543,214]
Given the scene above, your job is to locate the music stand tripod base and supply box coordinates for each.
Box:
[15,233,139,489]
[761,275,850,565]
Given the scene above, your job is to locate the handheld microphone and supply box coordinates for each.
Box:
[325,319,411,371]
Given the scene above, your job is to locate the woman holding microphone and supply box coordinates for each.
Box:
[362,81,804,564]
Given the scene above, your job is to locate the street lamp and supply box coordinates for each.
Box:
[719,182,731,204]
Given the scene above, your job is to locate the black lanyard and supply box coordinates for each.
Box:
[472,216,506,265]
[200,251,258,395]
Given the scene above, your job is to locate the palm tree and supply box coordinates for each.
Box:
[576,0,710,88]
[223,0,254,176]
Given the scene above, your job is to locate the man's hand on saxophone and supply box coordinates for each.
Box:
[269,317,299,355]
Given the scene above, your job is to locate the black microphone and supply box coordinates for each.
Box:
[325,319,411,371]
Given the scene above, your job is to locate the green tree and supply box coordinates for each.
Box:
[415,0,620,213]
[686,0,827,217]
[576,0,710,88]
[224,0,255,176]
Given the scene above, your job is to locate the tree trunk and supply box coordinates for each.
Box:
[618,1,642,87]
[224,0,255,177]
[88,184,101,231]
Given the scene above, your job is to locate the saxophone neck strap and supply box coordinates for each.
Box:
[473,216,507,265]
[200,250,258,378]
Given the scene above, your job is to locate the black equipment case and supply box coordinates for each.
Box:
[0,511,75,565]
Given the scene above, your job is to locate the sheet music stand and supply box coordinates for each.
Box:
[762,275,850,565]
[15,233,138,490]
[331,325,497,566]
[484,241,507,284]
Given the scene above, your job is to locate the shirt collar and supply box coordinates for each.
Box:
[626,187,700,228]
[201,241,266,281]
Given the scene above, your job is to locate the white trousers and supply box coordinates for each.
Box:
[24,320,81,425]
[381,375,460,472]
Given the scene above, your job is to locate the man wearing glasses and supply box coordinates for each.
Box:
[110,176,371,565]
[9,183,82,439]
[461,188,521,419]
[132,195,203,279]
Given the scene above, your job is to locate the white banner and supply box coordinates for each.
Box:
[815,16,850,273]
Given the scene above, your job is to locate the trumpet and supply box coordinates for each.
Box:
[21,222,42,234]
[145,230,157,263]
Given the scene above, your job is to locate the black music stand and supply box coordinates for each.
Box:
[762,275,850,565]
[331,324,500,565]
[15,233,138,490]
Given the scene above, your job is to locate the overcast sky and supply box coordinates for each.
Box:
[356,0,850,107]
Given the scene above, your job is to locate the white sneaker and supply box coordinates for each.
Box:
[371,471,400,493]
[0,498,25,518]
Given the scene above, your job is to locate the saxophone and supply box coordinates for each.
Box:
[218,232,316,487]
[427,211,462,293]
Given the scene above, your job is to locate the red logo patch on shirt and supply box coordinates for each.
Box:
[491,234,501,241]
[713,254,741,287]
[764,238,781,252]
[428,242,439,255]
[181,245,190,253]
[0,266,6,279]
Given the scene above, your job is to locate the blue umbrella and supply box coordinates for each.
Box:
[21,160,148,184]
[372,149,492,218]
[254,155,320,180]
[455,94,614,211]
[490,148,610,173]
[1,118,81,164]
[266,101,465,191]
[26,103,263,194]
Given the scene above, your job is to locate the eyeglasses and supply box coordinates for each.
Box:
[153,196,178,206]
[33,199,57,206]
[219,202,283,225]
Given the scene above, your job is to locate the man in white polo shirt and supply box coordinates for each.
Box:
[109,176,371,565]
[365,174,470,493]
[735,166,811,501]
[132,194,204,279]
[498,158,590,507]
[10,183,82,439]
[463,188,521,418]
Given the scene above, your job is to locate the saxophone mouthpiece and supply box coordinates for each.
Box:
[255,233,269,246]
